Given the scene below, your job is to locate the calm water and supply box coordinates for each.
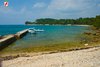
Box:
[0,25,89,50]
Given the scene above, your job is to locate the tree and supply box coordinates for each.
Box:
[93,15,100,28]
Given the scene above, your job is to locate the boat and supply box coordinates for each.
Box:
[28,30,36,34]
[28,28,44,33]
[34,29,44,32]
[28,28,36,34]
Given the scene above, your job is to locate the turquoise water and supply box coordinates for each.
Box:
[0,25,89,50]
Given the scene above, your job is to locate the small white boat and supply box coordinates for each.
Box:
[28,30,36,34]
[34,29,44,32]
[28,27,44,33]
[28,28,36,34]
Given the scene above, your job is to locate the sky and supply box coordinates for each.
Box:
[0,0,100,25]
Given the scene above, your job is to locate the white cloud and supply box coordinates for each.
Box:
[41,0,96,18]
[47,0,82,11]
[33,2,46,8]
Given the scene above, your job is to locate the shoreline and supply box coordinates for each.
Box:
[25,24,90,26]
[2,46,100,67]
[0,45,100,61]
[72,25,90,26]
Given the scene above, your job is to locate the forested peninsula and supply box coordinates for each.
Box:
[25,15,100,28]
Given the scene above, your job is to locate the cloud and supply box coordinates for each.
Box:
[41,0,99,18]
[0,6,34,24]
[33,2,46,8]
[47,0,84,11]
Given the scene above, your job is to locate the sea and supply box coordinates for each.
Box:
[0,25,90,51]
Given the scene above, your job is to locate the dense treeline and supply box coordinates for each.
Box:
[35,18,94,25]
[93,15,100,28]
[25,15,100,28]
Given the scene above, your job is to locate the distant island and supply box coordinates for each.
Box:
[25,15,100,28]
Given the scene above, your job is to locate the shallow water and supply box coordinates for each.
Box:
[0,25,90,50]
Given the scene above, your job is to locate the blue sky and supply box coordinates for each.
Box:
[0,0,100,25]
